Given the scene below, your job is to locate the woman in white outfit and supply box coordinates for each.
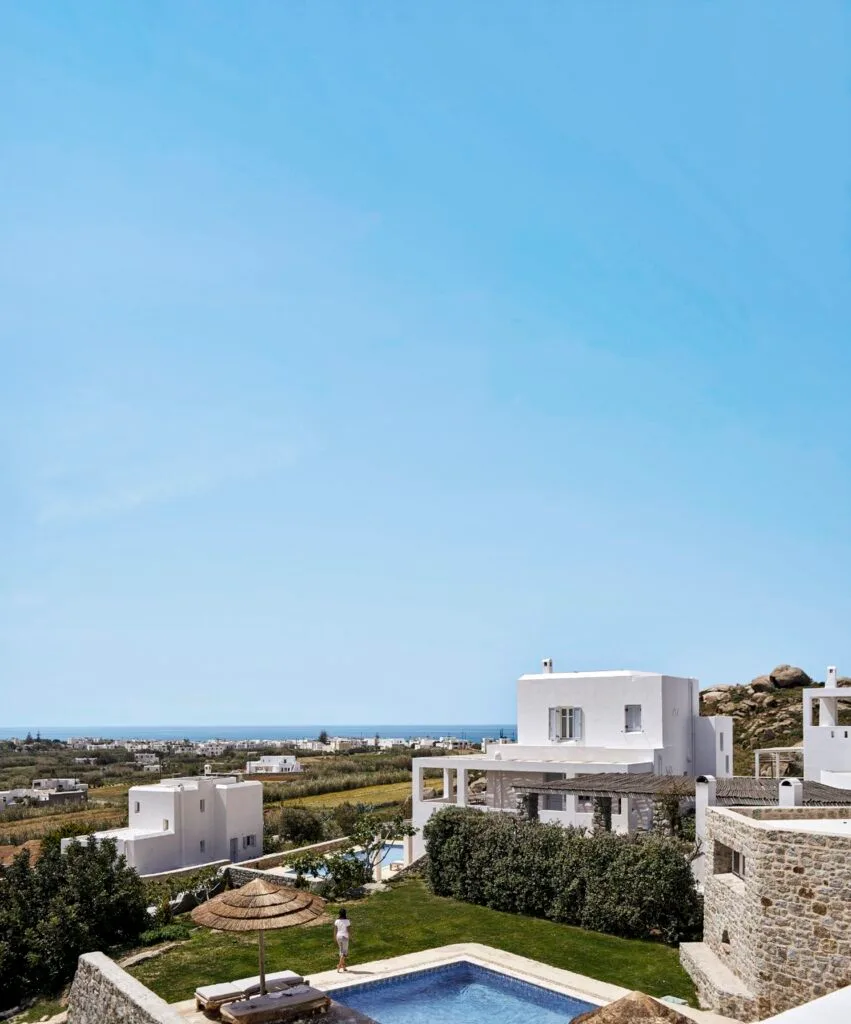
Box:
[333,908,351,972]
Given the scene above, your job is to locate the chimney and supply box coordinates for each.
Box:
[542,658,554,674]
[827,665,838,687]
[779,778,803,807]
[693,776,717,886]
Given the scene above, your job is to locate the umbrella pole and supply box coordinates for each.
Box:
[259,929,266,995]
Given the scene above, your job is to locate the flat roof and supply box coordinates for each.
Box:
[762,818,851,836]
[519,669,664,680]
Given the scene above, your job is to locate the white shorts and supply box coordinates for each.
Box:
[337,937,349,956]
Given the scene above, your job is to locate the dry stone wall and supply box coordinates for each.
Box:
[67,952,184,1024]
[696,807,851,1019]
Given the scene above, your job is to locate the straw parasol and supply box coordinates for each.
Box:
[191,878,325,994]
[573,992,694,1024]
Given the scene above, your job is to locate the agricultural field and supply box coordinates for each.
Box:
[280,780,412,808]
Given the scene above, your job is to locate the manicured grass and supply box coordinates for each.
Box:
[131,879,696,1005]
[280,781,411,808]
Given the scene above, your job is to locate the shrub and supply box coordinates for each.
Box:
[423,807,701,944]
[279,807,327,846]
[138,921,194,946]
[0,836,148,1009]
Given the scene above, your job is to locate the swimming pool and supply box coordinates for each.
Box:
[333,961,596,1024]
[281,842,404,880]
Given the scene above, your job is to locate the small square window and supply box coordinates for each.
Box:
[199,840,206,854]
[732,850,746,878]
[576,795,594,813]
[163,819,169,831]
[625,705,642,732]
[200,799,205,812]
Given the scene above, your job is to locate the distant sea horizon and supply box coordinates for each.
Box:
[0,723,517,744]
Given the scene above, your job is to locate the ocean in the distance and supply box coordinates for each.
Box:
[0,724,516,744]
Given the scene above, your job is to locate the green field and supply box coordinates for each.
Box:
[280,781,411,808]
[131,879,696,1005]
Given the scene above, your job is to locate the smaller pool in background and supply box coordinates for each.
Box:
[333,961,596,1024]
[280,841,405,880]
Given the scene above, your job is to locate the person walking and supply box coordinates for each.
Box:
[333,907,351,972]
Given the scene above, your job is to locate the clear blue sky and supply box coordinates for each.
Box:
[2,3,850,727]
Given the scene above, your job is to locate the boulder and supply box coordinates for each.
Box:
[574,992,693,1024]
[837,676,851,688]
[750,675,775,693]
[769,664,813,689]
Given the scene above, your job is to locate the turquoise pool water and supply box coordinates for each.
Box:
[334,961,596,1024]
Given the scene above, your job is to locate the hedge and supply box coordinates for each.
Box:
[423,806,701,944]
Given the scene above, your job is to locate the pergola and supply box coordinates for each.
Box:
[512,772,851,832]
[753,746,803,779]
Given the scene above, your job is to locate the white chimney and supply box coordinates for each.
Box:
[827,665,838,687]
[542,658,554,674]
[779,778,803,807]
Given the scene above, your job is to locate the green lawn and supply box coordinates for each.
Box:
[131,879,696,1005]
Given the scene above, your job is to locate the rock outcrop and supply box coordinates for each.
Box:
[573,991,693,1024]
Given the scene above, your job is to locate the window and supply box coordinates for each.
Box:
[612,798,622,815]
[719,732,724,751]
[163,819,169,831]
[200,799,205,813]
[732,850,746,878]
[133,801,140,814]
[199,840,206,854]
[243,834,257,848]
[550,706,583,741]
[725,754,730,774]
[576,795,594,813]
[625,705,642,732]
[542,793,565,812]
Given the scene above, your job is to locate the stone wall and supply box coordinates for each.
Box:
[690,807,851,1019]
[67,952,184,1024]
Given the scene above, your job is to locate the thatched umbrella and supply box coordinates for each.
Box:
[191,878,325,995]
[573,991,694,1024]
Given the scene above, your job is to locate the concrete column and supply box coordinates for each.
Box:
[403,833,414,866]
[774,752,781,779]
[754,751,761,777]
[442,768,451,802]
[413,763,423,803]
[458,767,468,807]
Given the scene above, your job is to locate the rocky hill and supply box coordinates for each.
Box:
[699,664,851,775]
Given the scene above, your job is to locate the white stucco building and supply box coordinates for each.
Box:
[411,663,733,858]
[245,755,302,774]
[802,666,851,787]
[63,775,263,876]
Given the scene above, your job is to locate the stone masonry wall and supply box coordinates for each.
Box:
[701,808,851,1018]
[67,952,184,1024]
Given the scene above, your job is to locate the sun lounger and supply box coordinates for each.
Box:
[195,982,247,1012]
[220,986,330,1024]
[196,972,306,1013]
[239,971,305,997]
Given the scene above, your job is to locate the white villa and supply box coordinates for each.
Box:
[411,662,732,858]
[245,754,302,774]
[63,775,263,876]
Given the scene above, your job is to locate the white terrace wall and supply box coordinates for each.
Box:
[68,952,184,1024]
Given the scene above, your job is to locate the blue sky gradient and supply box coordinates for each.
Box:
[2,3,850,726]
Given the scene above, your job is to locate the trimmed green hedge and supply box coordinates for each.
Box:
[423,807,701,944]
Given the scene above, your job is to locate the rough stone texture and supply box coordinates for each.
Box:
[769,665,813,689]
[67,952,185,1024]
[750,677,775,694]
[679,942,759,1021]
[681,807,851,1020]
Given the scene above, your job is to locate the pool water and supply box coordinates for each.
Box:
[283,842,403,879]
[334,961,596,1024]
